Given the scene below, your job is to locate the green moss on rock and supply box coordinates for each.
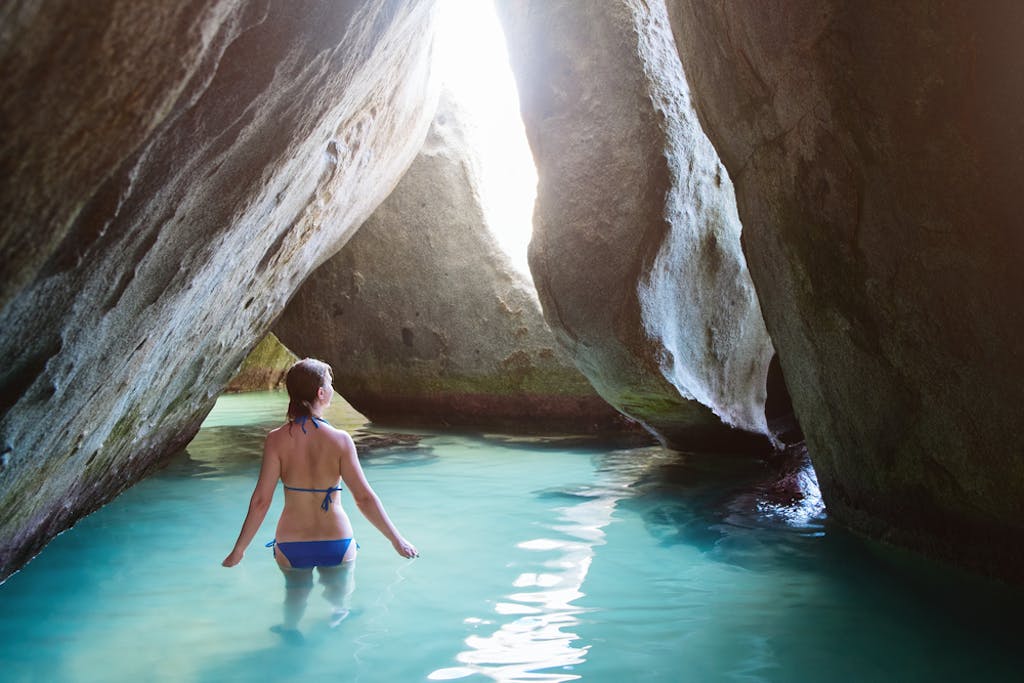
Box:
[225,333,298,393]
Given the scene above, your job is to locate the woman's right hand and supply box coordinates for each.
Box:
[222,548,244,567]
[392,537,419,559]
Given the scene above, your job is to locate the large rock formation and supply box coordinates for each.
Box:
[494,0,777,450]
[668,1,1024,580]
[0,0,440,579]
[277,91,629,433]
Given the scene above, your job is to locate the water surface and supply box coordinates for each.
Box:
[0,392,1020,682]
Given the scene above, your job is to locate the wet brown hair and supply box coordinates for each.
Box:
[285,358,333,420]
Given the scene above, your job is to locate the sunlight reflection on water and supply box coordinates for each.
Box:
[429,466,633,682]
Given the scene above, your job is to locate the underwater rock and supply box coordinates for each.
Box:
[276,90,630,433]
[224,333,297,393]
[668,0,1024,580]
[494,0,776,450]
[0,0,440,579]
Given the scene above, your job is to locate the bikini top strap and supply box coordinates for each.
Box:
[282,484,344,511]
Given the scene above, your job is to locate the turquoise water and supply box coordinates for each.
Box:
[1,391,1021,682]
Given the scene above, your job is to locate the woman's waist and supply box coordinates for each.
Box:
[276,508,351,538]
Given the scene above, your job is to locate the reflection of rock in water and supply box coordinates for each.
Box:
[352,430,436,467]
[601,445,826,570]
[178,426,268,478]
[352,432,423,451]
[479,430,655,452]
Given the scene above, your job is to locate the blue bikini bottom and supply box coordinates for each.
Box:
[269,538,353,568]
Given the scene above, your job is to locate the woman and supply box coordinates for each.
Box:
[223,357,417,631]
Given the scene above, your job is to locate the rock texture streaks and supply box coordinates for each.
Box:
[668,0,1024,579]
[495,0,776,450]
[0,0,440,579]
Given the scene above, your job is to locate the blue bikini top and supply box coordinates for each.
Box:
[285,414,342,511]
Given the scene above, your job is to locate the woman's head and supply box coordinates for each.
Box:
[285,358,334,419]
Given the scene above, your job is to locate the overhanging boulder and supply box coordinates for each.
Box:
[0,0,441,579]
[495,0,777,450]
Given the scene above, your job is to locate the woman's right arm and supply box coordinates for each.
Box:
[336,431,418,558]
[222,436,280,567]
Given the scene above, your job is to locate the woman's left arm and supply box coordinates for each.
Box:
[222,436,281,567]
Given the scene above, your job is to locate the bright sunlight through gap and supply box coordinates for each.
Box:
[434,0,537,280]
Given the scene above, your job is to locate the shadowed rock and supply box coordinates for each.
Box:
[0,0,440,580]
[277,91,631,434]
[667,0,1024,580]
[494,0,777,451]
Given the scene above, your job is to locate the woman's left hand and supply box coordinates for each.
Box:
[392,537,419,559]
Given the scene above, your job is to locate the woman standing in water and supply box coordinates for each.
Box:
[223,358,417,632]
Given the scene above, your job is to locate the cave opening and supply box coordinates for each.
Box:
[434,0,537,279]
[764,353,804,447]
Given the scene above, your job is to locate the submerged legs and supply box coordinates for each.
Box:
[281,568,314,631]
[274,560,356,635]
[318,560,356,626]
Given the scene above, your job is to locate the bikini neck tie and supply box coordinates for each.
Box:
[294,415,329,434]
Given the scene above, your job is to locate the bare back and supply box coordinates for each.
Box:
[269,421,354,542]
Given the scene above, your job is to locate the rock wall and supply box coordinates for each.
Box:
[668,0,1024,580]
[224,333,297,393]
[277,91,629,433]
[494,0,776,450]
[0,0,440,580]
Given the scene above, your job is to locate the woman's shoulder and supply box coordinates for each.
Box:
[323,423,353,441]
[265,422,295,443]
[321,424,356,451]
[263,420,352,449]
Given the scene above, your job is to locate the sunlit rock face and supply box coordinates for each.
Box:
[0,0,439,579]
[277,91,629,433]
[225,333,297,393]
[668,1,1024,580]
[494,0,776,450]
